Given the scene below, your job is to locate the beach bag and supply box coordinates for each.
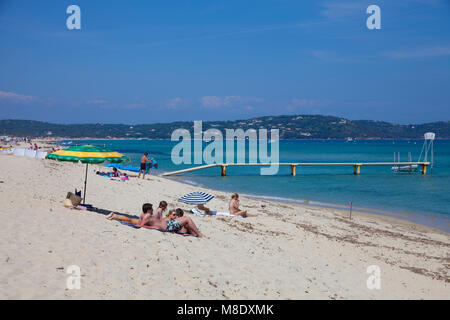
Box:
[64,192,82,207]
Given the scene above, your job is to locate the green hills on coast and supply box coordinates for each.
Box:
[1,115,449,139]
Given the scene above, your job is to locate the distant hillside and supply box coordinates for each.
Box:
[1,115,450,139]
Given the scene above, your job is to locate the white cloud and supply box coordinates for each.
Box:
[382,45,450,59]
[123,103,146,110]
[286,98,332,112]
[0,90,34,103]
[199,96,223,108]
[165,97,189,110]
[199,95,262,108]
[320,1,366,19]
[87,99,108,104]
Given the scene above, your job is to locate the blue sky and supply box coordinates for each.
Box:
[0,0,449,124]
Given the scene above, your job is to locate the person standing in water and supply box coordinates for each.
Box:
[138,152,151,179]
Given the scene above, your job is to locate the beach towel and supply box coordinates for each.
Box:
[105,161,158,173]
[211,210,236,217]
[191,207,236,217]
[119,221,141,229]
[119,221,194,236]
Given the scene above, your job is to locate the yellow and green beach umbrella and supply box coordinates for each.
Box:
[46,145,129,204]
[46,145,128,163]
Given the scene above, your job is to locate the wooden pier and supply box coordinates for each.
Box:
[160,162,431,177]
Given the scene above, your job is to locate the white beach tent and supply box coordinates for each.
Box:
[0,148,13,155]
[9,147,47,159]
[13,148,25,156]
[36,151,48,159]
[24,149,37,158]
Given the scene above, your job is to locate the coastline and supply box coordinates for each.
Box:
[0,153,448,299]
[9,138,450,233]
[11,138,450,233]
[51,137,450,141]
[165,170,450,234]
[168,175,450,236]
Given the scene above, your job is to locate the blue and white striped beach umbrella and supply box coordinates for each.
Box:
[178,192,214,205]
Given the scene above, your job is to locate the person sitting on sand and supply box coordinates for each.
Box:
[164,208,200,235]
[172,208,188,233]
[229,193,257,217]
[106,203,204,237]
[154,201,168,219]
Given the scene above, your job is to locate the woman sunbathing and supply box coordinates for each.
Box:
[229,193,257,217]
[111,167,121,177]
[106,203,204,237]
[172,208,188,233]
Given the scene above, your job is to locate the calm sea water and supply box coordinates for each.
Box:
[66,139,450,232]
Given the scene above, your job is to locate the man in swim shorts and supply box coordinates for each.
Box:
[138,152,149,179]
[107,205,204,237]
[166,219,182,232]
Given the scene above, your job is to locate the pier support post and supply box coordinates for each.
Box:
[221,165,226,176]
[290,165,296,176]
[421,164,427,175]
[353,165,361,175]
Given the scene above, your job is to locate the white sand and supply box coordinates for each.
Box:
[0,154,449,299]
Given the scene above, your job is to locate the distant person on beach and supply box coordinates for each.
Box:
[106,203,204,237]
[138,152,153,179]
[229,193,257,217]
[154,201,168,219]
[138,152,149,179]
[111,167,121,177]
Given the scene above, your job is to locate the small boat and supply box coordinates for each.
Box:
[391,152,419,173]
[391,133,435,174]
[391,164,418,172]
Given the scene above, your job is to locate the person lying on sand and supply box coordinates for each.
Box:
[195,203,212,215]
[111,167,121,177]
[229,193,257,217]
[106,203,154,227]
[106,203,204,237]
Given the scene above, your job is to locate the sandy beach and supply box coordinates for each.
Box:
[0,151,449,299]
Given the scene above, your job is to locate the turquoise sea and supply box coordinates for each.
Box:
[66,139,450,232]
